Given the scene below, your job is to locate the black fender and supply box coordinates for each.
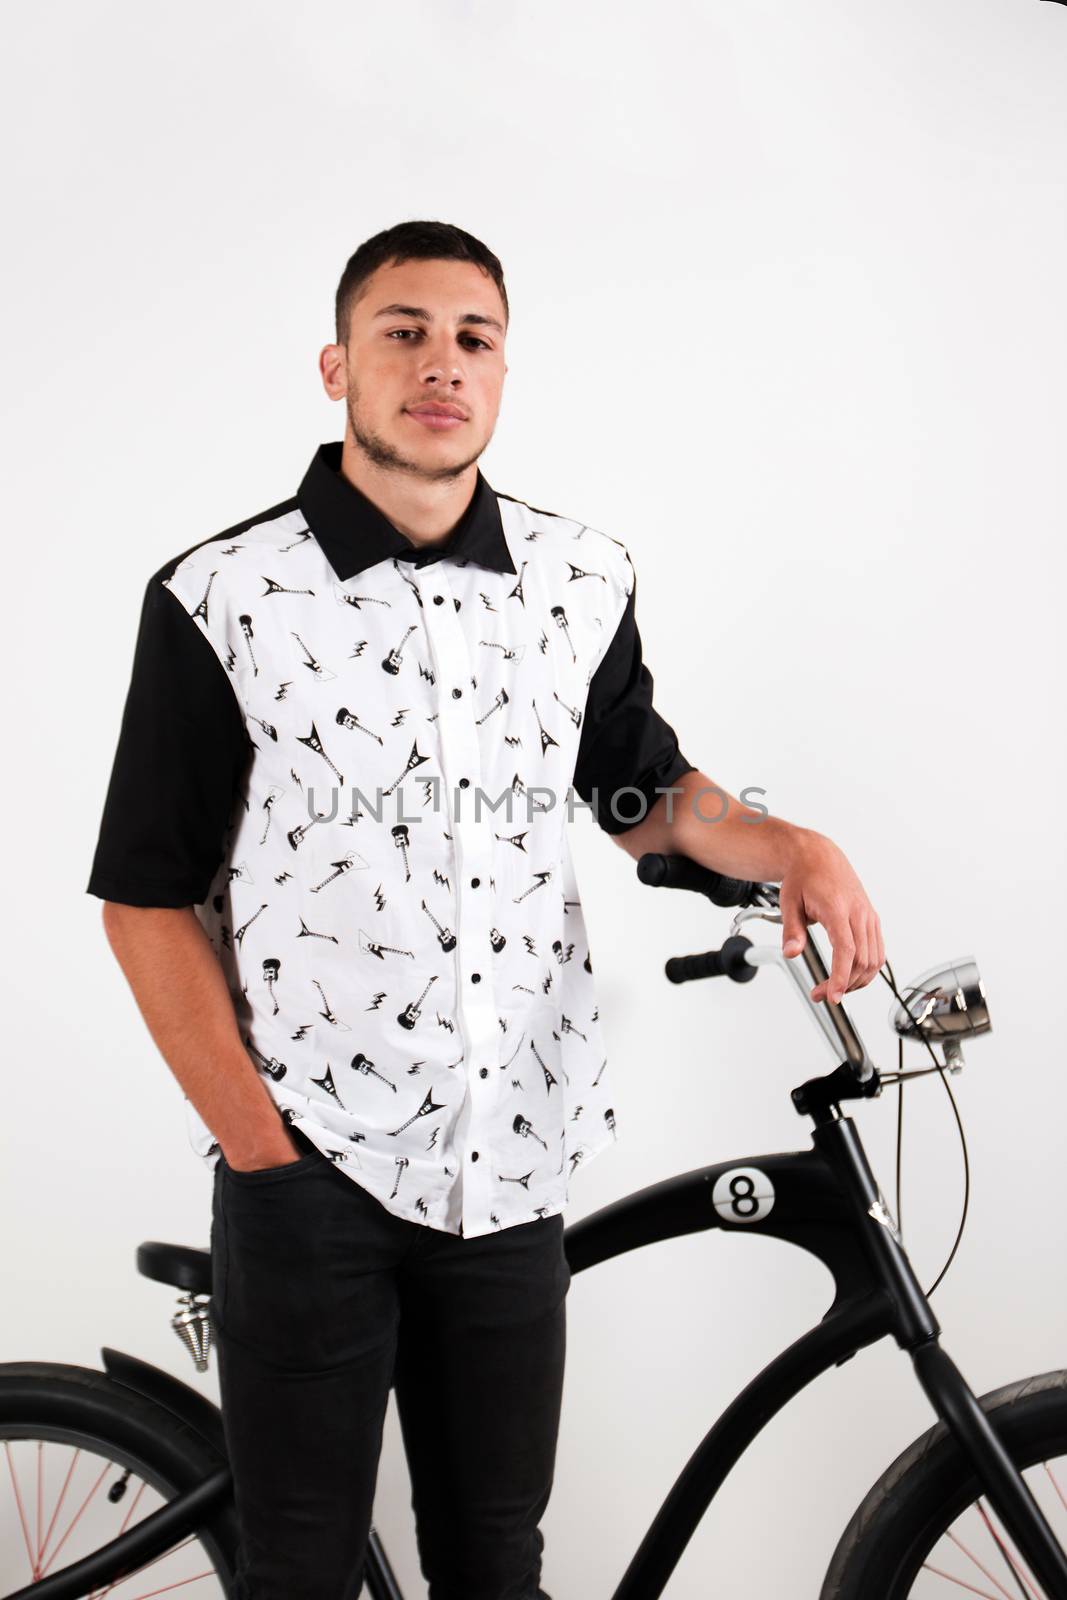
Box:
[101,1346,228,1459]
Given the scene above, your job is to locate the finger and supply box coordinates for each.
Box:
[844,914,870,992]
[814,918,854,1005]
[779,881,807,959]
[852,913,882,988]
[865,912,883,983]
[827,926,855,1005]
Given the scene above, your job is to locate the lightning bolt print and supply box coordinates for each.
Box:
[150,470,632,1237]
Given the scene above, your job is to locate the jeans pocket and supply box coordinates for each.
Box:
[219,1146,322,1185]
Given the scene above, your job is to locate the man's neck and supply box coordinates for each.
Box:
[339,433,478,550]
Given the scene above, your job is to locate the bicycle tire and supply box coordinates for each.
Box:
[821,1368,1067,1598]
[0,1360,239,1594]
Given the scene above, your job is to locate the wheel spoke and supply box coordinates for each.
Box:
[89,1532,201,1598]
[90,1562,216,1598]
[945,1528,1022,1600]
[40,1458,113,1575]
[975,1499,1040,1599]
[88,1477,150,1598]
[118,1575,216,1598]
[1043,1462,1067,1516]
[38,1444,82,1574]
[2,1432,226,1596]
[922,1562,1011,1597]
[4,1438,40,1579]
[36,1439,43,1568]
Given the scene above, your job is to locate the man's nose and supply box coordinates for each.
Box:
[418,338,465,387]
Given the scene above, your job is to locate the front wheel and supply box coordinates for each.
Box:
[0,1361,238,1596]
[822,1369,1067,1599]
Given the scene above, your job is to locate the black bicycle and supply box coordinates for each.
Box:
[5,852,1067,1598]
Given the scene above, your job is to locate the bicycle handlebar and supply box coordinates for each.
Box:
[638,850,878,1086]
[635,851,763,908]
[665,936,757,985]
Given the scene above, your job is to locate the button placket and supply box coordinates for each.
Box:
[419,567,500,1235]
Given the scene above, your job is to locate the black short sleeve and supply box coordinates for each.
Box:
[86,576,251,907]
[572,576,695,834]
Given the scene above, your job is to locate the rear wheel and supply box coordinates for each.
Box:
[822,1369,1067,1598]
[0,1362,238,1595]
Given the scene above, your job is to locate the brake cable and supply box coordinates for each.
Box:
[874,957,971,1298]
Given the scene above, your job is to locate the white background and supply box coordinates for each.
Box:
[3,1,1066,1594]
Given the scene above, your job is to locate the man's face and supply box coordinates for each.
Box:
[322,256,508,482]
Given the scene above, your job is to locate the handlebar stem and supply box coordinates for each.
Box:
[740,928,878,1083]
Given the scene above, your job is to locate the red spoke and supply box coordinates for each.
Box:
[88,1504,191,1600]
[38,1446,82,1572]
[132,1575,216,1597]
[923,1561,1008,1598]
[1043,1462,1067,1516]
[92,1567,215,1598]
[4,1439,40,1579]
[36,1439,43,1566]
[89,1479,150,1599]
[946,1528,1023,1600]
[5,1442,218,1597]
[976,1500,1041,1599]
[40,1458,112,1576]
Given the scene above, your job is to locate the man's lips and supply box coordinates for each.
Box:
[405,406,467,431]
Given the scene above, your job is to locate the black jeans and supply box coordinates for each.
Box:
[210,1125,570,1600]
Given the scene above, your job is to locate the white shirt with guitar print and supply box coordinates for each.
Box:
[163,494,635,1238]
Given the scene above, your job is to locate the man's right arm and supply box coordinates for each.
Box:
[88,573,298,1169]
[100,903,300,1169]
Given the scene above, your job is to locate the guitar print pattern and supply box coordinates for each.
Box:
[162,494,634,1238]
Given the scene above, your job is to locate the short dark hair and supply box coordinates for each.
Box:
[334,220,509,345]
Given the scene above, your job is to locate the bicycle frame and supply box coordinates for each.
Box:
[565,1109,1067,1598]
[15,1105,1067,1600]
[11,926,1067,1600]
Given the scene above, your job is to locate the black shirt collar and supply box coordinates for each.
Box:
[297,441,516,581]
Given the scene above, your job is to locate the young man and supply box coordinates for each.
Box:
[87,220,884,1600]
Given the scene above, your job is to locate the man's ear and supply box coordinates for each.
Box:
[319,342,348,401]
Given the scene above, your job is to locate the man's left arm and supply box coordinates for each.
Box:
[612,772,885,1008]
[571,571,884,1009]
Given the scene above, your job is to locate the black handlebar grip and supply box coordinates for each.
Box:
[666,950,727,983]
[665,936,757,984]
[637,852,759,908]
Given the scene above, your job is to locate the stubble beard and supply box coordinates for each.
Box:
[345,385,487,484]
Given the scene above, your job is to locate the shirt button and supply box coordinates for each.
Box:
[479,1067,488,1079]
[471,1151,479,1161]
[433,593,444,605]
[471,877,480,888]
[471,972,481,983]
[452,687,463,699]
[459,777,470,788]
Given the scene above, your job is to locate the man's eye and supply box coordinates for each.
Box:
[385,329,491,351]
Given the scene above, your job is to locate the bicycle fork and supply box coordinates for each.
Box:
[816,1115,1067,1600]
